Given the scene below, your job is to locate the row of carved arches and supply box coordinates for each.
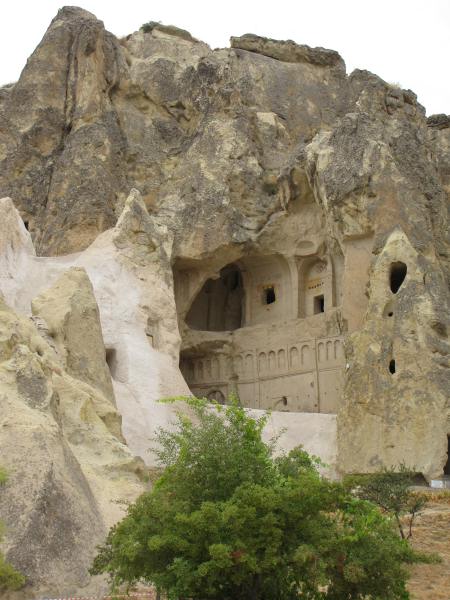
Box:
[180,337,344,385]
[257,346,312,374]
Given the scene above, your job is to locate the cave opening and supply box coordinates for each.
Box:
[314,294,325,314]
[390,262,407,294]
[444,436,450,476]
[389,359,396,374]
[264,286,276,305]
[186,264,244,332]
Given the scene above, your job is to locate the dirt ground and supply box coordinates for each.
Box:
[407,496,450,599]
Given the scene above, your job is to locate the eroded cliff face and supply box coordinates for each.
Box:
[0,5,449,597]
[0,8,447,270]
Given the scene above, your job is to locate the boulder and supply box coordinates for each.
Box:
[0,292,145,598]
[32,267,115,404]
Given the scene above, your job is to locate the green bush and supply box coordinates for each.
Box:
[0,469,25,592]
[91,397,433,599]
[140,21,160,34]
[345,464,427,539]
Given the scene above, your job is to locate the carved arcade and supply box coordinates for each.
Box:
[176,253,345,414]
[180,335,344,413]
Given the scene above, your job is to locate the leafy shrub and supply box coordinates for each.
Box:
[345,464,427,539]
[140,21,160,34]
[91,397,434,599]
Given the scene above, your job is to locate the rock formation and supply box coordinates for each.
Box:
[32,268,116,404]
[0,5,448,597]
[0,205,146,598]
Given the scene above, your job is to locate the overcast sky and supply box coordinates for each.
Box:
[1,0,449,115]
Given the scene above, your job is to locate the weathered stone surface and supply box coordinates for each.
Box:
[230,33,345,68]
[0,197,35,309]
[0,1,447,476]
[0,7,128,255]
[0,191,190,466]
[0,295,145,599]
[0,6,350,255]
[427,113,450,130]
[427,113,450,206]
[32,267,115,404]
[337,230,450,479]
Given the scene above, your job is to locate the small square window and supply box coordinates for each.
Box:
[263,286,276,305]
[314,294,324,314]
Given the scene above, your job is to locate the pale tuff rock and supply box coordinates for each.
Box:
[113,187,162,266]
[0,198,35,310]
[337,229,450,480]
[0,191,189,465]
[32,267,116,405]
[0,297,146,600]
[0,6,351,255]
[427,113,450,202]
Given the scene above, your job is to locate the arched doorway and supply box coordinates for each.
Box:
[299,259,330,317]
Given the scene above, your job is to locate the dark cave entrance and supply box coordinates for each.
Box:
[264,286,276,305]
[314,294,325,314]
[444,436,450,476]
[186,264,245,332]
[390,262,407,294]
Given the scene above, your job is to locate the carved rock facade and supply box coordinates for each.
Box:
[0,5,448,476]
[0,6,449,597]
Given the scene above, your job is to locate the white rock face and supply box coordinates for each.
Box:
[0,194,338,471]
[0,194,189,464]
[0,197,35,309]
[258,410,337,478]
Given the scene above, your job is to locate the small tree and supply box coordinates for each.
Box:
[345,464,427,539]
[91,398,433,599]
[0,468,25,592]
